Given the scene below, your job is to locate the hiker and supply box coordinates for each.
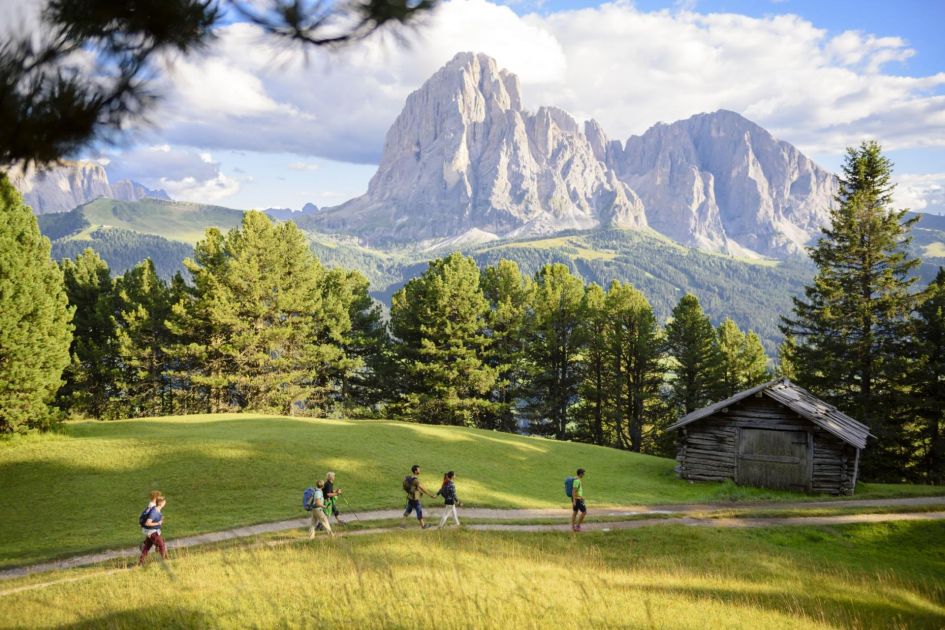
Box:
[436,470,461,528]
[570,468,587,532]
[307,480,333,538]
[138,495,169,565]
[323,471,345,525]
[402,464,435,529]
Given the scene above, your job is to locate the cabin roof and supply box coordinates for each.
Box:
[665,378,874,450]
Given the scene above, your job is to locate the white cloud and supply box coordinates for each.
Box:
[157,173,241,204]
[102,145,240,203]
[126,0,945,169]
[288,161,320,171]
[894,173,945,215]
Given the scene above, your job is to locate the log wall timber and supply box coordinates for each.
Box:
[675,392,861,495]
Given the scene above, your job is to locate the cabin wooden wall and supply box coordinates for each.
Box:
[675,393,859,495]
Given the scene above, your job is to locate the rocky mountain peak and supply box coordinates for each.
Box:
[6,161,171,214]
[612,109,837,257]
[316,52,644,245]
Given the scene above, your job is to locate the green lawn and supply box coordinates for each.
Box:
[1,414,942,568]
[1,521,942,628]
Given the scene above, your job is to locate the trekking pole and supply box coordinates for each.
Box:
[342,495,362,523]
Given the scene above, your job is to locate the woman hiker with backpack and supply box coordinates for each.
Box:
[435,471,462,528]
[138,495,169,565]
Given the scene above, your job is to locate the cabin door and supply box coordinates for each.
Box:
[736,429,809,491]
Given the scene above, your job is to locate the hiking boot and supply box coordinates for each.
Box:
[574,525,582,532]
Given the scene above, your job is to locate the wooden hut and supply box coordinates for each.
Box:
[666,378,873,495]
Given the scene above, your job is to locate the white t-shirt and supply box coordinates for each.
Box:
[314,489,324,505]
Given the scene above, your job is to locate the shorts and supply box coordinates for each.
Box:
[572,499,586,514]
[404,499,423,520]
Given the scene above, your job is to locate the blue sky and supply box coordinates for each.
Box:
[91,0,945,214]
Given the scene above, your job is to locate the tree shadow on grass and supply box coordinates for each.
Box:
[60,606,216,629]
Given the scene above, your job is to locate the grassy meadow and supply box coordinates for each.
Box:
[2,414,943,569]
[1,521,943,628]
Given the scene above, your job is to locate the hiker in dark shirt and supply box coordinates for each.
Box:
[323,471,345,526]
[402,464,435,529]
[139,496,169,565]
[436,470,461,528]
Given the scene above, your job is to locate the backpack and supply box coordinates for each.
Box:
[403,475,416,496]
[564,476,575,498]
[138,506,152,527]
[302,487,317,511]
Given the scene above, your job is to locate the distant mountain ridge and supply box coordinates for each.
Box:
[6,161,171,215]
[314,52,837,258]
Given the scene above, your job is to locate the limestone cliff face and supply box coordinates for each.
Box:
[109,179,171,203]
[612,110,837,257]
[315,52,645,245]
[317,54,836,257]
[7,162,170,214]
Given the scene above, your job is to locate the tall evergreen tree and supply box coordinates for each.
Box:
[317,268,389,412]
[605,281,665,452]
[168,212,326,414]
[716,318,770,398]
[481,260,533,432]
[524,263,586,438]
[0,175,73,431]
[665,293,720,415]
[58,248,118,418]
[113,259,173,417]
[576,283,608,445]
[780,141,919,480]
[389,253,496,426]
[166,228,230,412]
[908,268,945,483]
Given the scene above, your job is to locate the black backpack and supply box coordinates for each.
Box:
[403,475,416,496]
[138,506,152,527]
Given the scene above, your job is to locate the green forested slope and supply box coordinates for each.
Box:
[35,199,945,352]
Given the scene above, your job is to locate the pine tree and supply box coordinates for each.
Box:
[0,175,73,431]
[166,228,230,413]
[58,248,119,418]
[665,293,721,415]
[716,318,771,398]
[523,263,586,438]
[777,334,799,380]
[780,141,919,480]
[389,253,496,426]
[481,259,533,432]
[576,283,608,445]
[605,281,665,452]
[168,212,325,415]
[113,259,173,417]
[316,268,390,412]
[908,268,945,483]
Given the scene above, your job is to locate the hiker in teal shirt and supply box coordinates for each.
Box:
[571,468,587,532]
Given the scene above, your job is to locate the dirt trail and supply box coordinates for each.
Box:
[2,495,943,584]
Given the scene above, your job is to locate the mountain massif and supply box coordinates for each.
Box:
[314,53,837,257]
[6,161,170,215]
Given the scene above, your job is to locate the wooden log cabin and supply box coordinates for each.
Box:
[666,378,873,495]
